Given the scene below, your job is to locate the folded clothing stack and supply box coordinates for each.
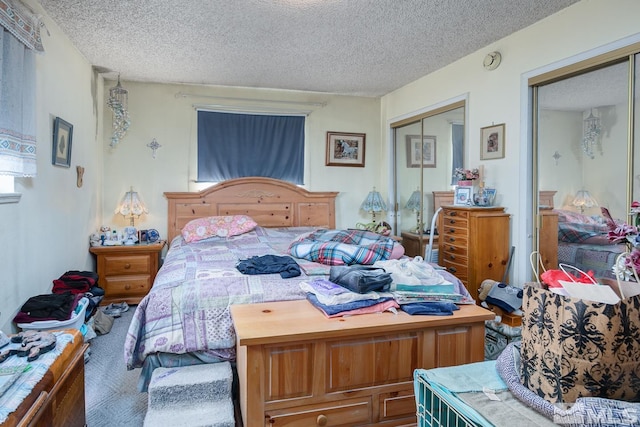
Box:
[300,278,398,318]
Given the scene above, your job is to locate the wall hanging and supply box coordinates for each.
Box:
[107,74,130,147]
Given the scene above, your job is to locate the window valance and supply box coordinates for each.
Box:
[0,0,43,52]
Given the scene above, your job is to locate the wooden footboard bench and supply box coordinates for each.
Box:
[231,300,494,426]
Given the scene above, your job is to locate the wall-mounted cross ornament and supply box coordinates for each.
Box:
[147,138,161,159]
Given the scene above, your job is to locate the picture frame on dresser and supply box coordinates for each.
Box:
[454,186,473,206]
[325,131,366,167]
[52,116,73,168]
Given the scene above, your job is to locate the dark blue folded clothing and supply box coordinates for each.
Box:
[306,293,393,316]
[236,254,301,278]
[400,301,459,316]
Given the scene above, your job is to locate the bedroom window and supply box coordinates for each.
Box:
[197,111,305,184]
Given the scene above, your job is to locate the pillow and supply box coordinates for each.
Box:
[555,209,601,225]
[181,215,258,243]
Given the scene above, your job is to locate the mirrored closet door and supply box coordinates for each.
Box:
[531,45,640,278]
[391,101,465,259]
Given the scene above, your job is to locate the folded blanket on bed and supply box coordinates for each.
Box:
[288,229,395,265]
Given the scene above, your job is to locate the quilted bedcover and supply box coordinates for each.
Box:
[124,226,325,370]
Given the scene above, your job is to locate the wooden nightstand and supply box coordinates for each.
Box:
[89,241,165,305]
[401,231,439,259]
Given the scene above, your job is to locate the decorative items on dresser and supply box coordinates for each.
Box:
[89,241,165,305]
[438,206,511,293]
[231,300,494,427]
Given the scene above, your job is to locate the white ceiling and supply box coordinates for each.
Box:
[36,0,581,97]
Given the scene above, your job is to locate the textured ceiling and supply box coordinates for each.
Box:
[36,0,580,97]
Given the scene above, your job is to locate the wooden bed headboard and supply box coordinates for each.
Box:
[164,177,338,243]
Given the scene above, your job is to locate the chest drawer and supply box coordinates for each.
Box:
[440,232,468,248]
[266,397,371,426]
[442,215,468,230]
[103,254,151,275]
[442,209,469,220]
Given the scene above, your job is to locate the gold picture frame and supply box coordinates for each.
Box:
[480,123,505,160]
[325,131,366,167]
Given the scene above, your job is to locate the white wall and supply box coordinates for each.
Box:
[381,0,640,285]
[0,3,103,331]
[100,82,381,237]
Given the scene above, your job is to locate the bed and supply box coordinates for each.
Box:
[124,177,341,389]
[555,208,625,280]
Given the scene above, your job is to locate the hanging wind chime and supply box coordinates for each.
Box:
[107,74,130,147]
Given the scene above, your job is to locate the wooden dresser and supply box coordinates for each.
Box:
[3,329,87,427]
[438,206,511,292]
[231,300,494,427]
[89,241,165,305]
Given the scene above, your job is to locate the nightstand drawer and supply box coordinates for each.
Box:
[103,275,151,297]
[104,255,151,275]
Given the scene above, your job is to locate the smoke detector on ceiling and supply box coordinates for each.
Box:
[483,51,502,71]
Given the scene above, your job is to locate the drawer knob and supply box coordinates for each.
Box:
[449,211,457,216]
[125,284,131,290]
[449,255,456,260]
[448,266,457,273]
[448,219,456,224]
[449,228,455,233]
[448,237,455,242]
[125,263,131,269]
[317,415,328,426]
[449,246,455,251]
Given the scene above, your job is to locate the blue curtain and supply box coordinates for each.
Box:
[197,111,305,184]
[451,124,464,185]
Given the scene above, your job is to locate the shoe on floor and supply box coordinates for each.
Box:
[113,302,129,313]
[101,304,122,318]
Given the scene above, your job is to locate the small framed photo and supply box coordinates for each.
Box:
[325,131,366,167]
[480,123,505,160]
[454,186,473,206]
[52,117,73,167]
[139,229,148,242]
[406,135,436,168]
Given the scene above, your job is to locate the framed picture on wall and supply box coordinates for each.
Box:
[480,123,505,160]
[325,131,366,167]
[406,135,436,168]
[52,117,73,168]
[454,186,473,206]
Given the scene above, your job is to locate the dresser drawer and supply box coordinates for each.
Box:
[442,208,469,219]
[103,275,151,297]
[104,255,151,275]
[266,398,371,426]
[441,251,468,265]
[442,215,468,229]
[441,232,468,248]
[442,260,468,281]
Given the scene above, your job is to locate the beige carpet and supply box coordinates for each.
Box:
[85,308,147,426]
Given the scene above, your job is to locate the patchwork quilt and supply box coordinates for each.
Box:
[124,226,322,370]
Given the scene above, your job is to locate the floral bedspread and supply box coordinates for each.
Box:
[124,226,322,370]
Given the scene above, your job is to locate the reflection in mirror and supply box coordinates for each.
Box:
[392,103,464,258]
[535,59,631,278]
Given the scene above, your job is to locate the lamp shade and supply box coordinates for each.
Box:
[405,190,421,211]
[360,188,387,213]
[115,186,148,225]
[572,190,598,213]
